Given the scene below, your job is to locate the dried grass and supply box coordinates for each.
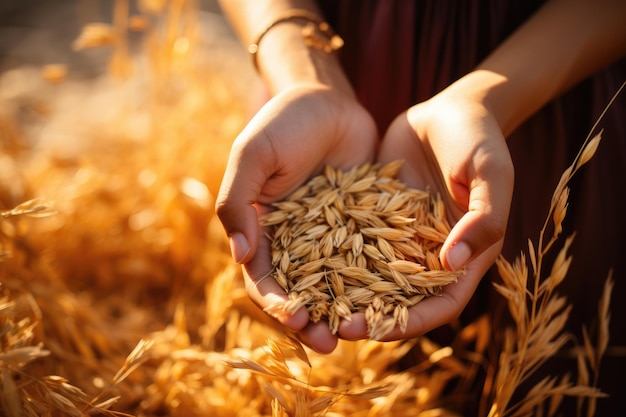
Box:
[0,209,153,417]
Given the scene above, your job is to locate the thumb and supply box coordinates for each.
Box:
[215,149,266,265]
[440,161,513,271]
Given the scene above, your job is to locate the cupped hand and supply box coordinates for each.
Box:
[339,89,514,341]
[215,83,378,353]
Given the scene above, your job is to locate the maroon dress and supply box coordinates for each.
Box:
[317,1,626,415]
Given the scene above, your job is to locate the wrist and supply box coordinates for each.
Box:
[252,14,355,98]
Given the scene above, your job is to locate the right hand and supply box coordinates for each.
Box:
[215,83,378,353]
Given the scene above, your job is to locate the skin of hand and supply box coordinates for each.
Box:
[215,83,378,354]
[338,84,513,341]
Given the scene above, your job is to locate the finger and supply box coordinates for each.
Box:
[215,134,270,264]
[337,312,368,341]
[441,153,513,271]
[295,321,339,354]
[241,236,311,332]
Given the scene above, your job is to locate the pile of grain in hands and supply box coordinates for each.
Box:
[260,161,462,340]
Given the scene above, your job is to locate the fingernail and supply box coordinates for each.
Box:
[229,232,250,264]
[445,241,471,271]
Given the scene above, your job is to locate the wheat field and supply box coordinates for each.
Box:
[0,1,614,416]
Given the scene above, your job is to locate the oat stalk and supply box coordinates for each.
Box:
[80,338,154,414]
[488,81,624,417]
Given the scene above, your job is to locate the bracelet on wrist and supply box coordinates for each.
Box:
[248,9,344,72]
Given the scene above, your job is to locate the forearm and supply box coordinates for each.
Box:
[217,0,354,96]
[450,0,626,137]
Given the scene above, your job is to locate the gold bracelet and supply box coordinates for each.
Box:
[248,9,344,72]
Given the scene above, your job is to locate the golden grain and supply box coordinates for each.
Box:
[259,162,462,339]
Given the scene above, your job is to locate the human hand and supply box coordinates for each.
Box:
[216,84,378,353]
[338,88,514,341]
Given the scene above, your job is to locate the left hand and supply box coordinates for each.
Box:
[338,89,514,340]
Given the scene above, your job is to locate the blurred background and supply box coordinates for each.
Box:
[0,0,225,73]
